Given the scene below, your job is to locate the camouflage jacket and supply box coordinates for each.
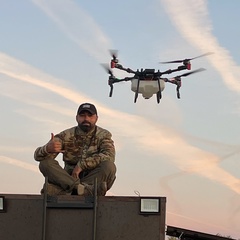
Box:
[34,126,115,172]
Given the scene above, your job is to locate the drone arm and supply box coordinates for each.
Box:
[108,76,134,90]
[110,76,135,84]
[163,78,176,85]
[113,63,136,74]
[108,76,135,97]
[161,65,187,75]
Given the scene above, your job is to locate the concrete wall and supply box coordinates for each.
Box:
[0,194,166,240]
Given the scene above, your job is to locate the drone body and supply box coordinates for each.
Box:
[131,78,165,99]
[103,50,212,103]
[130,69,165,101]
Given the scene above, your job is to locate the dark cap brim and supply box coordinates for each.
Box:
[78,109,96,115]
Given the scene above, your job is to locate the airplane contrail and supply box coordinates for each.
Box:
[0,156,39,173]
[31,0,112,63]
[160,0,240,93]
[30,0,131,79]
[167,210,232,232]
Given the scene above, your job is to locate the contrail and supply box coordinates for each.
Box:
[161,0,240,93]
[30,0,129,79]
[31,0,112,63]
[0,52,92,105]
[167,211,233,233]
[0,52,240,195]
[0,156,39,173]
[0,146,33,153]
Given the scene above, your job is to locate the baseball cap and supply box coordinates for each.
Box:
[77,103,98,115]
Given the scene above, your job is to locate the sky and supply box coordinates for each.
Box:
[0,0,240,238]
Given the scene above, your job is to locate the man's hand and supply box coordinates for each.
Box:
[72,165,82,179]
[46,133,64,153]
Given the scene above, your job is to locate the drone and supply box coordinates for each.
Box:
[103,50,213,103]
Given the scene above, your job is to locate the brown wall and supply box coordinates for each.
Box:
[0,194,166,240]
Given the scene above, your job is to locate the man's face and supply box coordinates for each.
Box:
[76,110,98,132]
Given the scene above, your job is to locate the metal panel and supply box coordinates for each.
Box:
[0,194,166,240]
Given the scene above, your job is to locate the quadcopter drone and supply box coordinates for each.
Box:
[103,50,212,103]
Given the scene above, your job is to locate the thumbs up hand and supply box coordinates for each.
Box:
[46,133,64,153]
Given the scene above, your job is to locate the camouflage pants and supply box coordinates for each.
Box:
[39,158,116,193]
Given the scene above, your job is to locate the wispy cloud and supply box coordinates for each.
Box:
[158,0,240,194]
[161,0,240,93]
[0,52,240,195]
[0,146,33,153]
[31,0,112,63]
[0,156,39,173]
[167,210,233,235]
[0,52,91,105]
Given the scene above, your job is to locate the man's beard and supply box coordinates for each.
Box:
[78,121,94,132]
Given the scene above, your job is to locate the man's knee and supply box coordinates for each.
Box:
[99,161,116,175]
[39,158,57,173]
[97,161,116,190]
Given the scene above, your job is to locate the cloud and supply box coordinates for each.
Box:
[160,0,240,93]
[0,156,39,173]
[0,146,33,153]
[167,210,230,229]
[0,51,240,195]
[0,52,91,104]
[31,0,112,63]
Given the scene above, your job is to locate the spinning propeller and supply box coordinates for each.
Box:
[160,52,213,70]
[109,49,118,60]
[171,68,206,79]
[110,49,119,68]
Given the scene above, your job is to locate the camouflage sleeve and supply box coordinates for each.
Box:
[77,130,115,170]
[34,138,61,161]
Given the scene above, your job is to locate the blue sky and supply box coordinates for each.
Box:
[1,0,240,238]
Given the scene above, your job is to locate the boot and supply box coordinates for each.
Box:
[40,183,68,196]
[77,182,107,196]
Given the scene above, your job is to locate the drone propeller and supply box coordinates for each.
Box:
[101,63,114,77]
[109,49,118,60]
[109,49,119,68]
[160,52,213,64]
[174,68,206,78]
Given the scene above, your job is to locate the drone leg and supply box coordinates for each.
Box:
[175,80,182,99]
[134,79,140,103]
[109,85,113,97]
[176,86,180,99]
[156,91,161,103]
[156,79,162,104]
[134,92,138,103]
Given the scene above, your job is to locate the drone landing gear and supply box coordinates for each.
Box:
[134,79,140,103]
[177,91,180,99]
[156,79,162,104]
[156,91,162,103]
[134,92,138,103]
[176,86,181,99]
